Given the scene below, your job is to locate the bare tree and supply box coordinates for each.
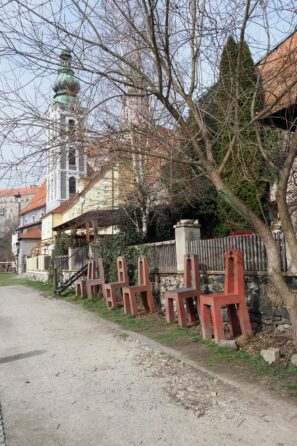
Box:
[1,1,297,345]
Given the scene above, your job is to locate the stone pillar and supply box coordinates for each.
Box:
[69,247,79,271]
[272,220,297,274]
[39,255,45,271]
[174,219,201,272]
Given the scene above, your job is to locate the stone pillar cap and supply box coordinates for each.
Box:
[174,219,201,229]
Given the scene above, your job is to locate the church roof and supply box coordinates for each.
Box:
[20,181,46,215]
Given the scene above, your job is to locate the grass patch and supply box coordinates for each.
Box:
[0,273,56,293]
[0,272,28,286]
[117,333,130,340]
[63,294,192,346]
[284,382,297,391]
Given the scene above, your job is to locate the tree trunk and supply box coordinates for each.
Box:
[287,300,297,351]
[263,233,297,349]
[208,169,297,348]
[141,210,148,239]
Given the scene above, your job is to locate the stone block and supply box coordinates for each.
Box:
[261,348,280,364]
[291,354,297,366]
[281,307,291,321]
[218,340,238,350]
[275,324,285,334]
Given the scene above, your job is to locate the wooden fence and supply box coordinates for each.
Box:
[53,233,287,276]
[187,233,287,272]
[146,240,177,273]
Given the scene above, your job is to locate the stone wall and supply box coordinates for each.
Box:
[151,271,293,333]
[24,271,49,282]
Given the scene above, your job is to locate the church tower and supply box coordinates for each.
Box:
[46,47,86,213]
[122,71,150,127]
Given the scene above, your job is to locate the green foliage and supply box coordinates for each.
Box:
[186,36,278,235]
[160,143,220,238]
[48,232,74,284]
[54,233,73,255]
[213,37,268,233]
[161,37,275,237]
[96,230,147,285]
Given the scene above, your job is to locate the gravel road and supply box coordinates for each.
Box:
[0,285,297,446]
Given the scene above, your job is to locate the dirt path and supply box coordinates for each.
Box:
[0,285,297,446]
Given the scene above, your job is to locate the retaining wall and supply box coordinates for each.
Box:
[152,271,293,333]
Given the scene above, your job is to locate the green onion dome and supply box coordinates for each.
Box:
[52,47,80,104]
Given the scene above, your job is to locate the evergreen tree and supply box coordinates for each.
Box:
[214,37,268,234]
[196,37,271,235]
[163,37,275,237]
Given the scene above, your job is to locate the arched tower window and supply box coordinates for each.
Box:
[69,176,76,195]
[68,147,76,169]
[68,119,75,140]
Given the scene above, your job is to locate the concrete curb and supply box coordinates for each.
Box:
[0,403,6,445]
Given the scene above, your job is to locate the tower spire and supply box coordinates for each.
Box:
[52,47,80,105]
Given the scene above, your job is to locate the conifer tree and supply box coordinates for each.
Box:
[193,37,268,235]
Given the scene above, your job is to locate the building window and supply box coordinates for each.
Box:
[68,147,76,169]
[68,119,75,140]
[32,216,35,222]
[69,176,76,195]
[0,208,4,216]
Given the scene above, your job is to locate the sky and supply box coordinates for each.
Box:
[0,0,296,189]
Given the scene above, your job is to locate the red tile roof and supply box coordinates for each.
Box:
[20,229,41,239]
[0,185,38,197]
[43,193,79,217]
[258,31,297,115]
[20,181,46,215]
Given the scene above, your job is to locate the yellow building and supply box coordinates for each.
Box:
[41,162,127,246]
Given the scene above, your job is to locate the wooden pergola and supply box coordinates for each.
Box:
[53,209,122,242]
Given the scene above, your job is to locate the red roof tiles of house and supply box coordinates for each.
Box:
[258,31,297,115]
[19,229,42,239]
[20,181,46,215]
[46,193,80,216]
[0,185,39,197]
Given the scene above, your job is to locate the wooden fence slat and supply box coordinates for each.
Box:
[184,233,287,273]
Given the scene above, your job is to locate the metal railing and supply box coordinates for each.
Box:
[54,245,88,290]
